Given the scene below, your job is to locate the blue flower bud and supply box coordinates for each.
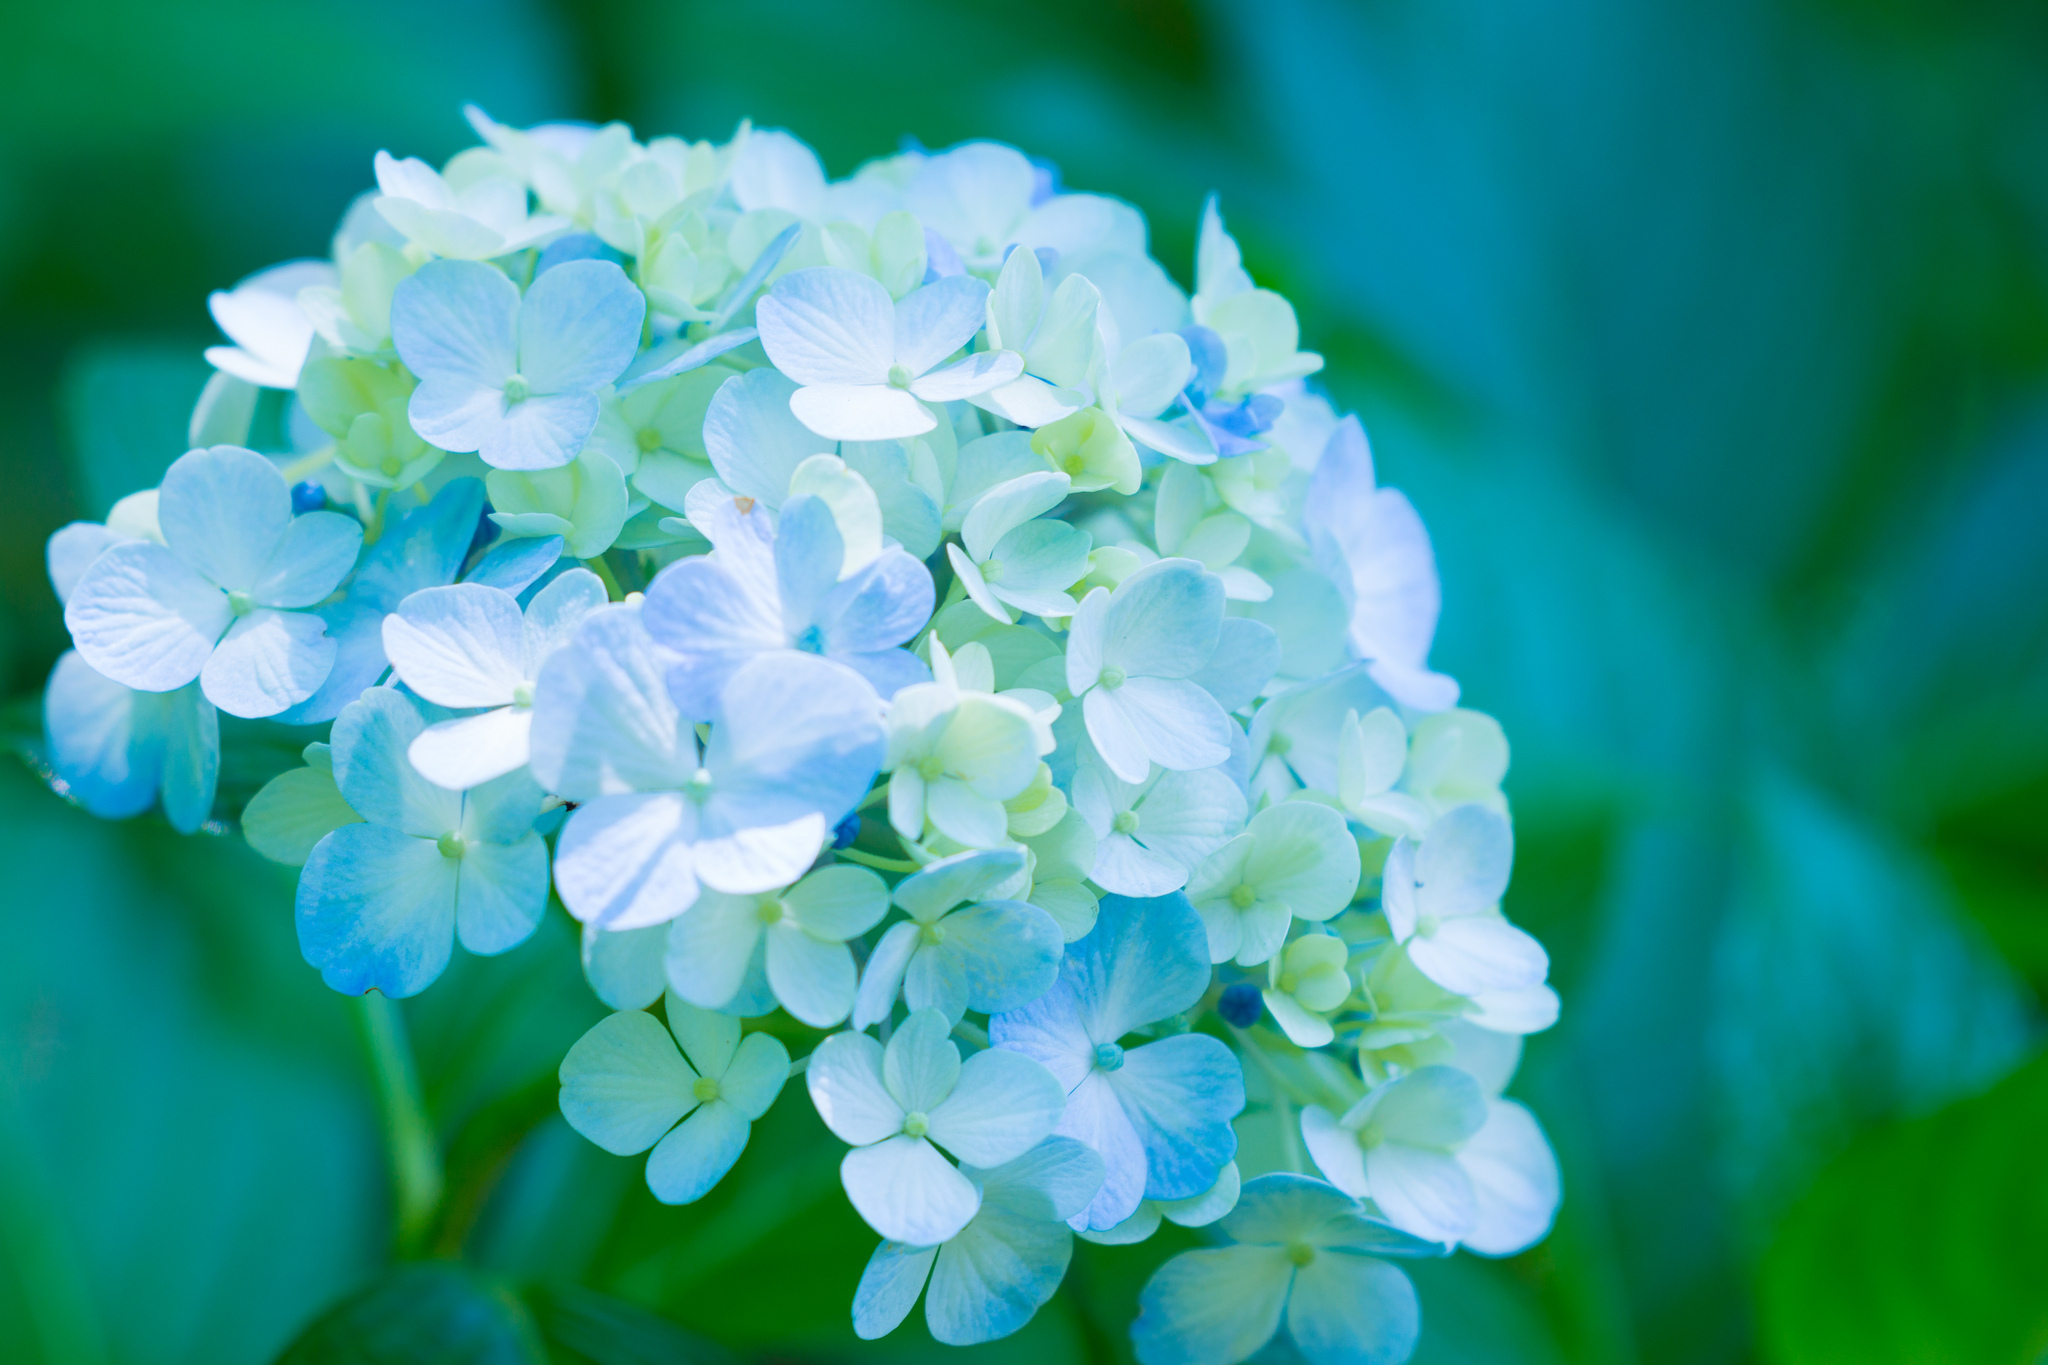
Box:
[290,481,327,514]
[833,812,862,849]
[1217,982,1263,1028]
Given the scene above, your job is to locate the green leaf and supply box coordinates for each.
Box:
[1758,1048,2048,1365]
[273,1263,545,1365]
[524,1282,739,1365]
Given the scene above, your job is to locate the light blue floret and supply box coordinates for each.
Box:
[990,892,1245,1231]
[295,687,550,997]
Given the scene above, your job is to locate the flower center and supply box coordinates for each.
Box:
[636,426,663,453]
[918,920,947,946]
[795,624,826,654]
[226,589,256,616]
[756,898,785,925]
[1112,810,1139,836]
[916,755,946,781]
[380,454,404,476]
[1268,732,1294,756]
[503,374,530,403]
[902,1110,930,1138]
[1093,1042,1125,1071]
[685,767,714,801]
[436,832,467,860]
[887,363,915,389]
[1229,884,1258,910]
[512,680,535,707]
[1416,913,1440,938]
[1063,453,1088,475]
[1278,972,1299,994]
[980,558,1005,582]
[1097,666,1125,690]
[1287,1242,1316,1267]
[692,1075,721,1102]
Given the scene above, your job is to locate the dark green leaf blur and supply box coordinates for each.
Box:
[2,1,2044,1362]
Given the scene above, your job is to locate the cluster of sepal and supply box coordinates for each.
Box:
[38,109,1561,1365]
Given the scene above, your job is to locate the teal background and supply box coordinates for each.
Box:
[3,1,2047,1362]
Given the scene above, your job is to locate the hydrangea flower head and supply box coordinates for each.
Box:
[40,113,1563,1365]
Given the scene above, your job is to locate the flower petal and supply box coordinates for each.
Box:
[717,1031,791,1119]
[883,1007,963,1112]
[842,1135,981,1246]
[766,924,858,1027]
[928,1045,1066,1168]
[923,1202,1071,1346]
[807,1028,903,1145]
[201,608,335,718]
[645,1097,751,1204]
[408,706,533,791]
[454,833,549,955]
[64,541,229,693]
[251,511,362,609]
[558,1009,694,1155]
[1285,1252,1420,1365]
[390,258,519,391]
[1130,1244,1291,1365]
[383,583,525,707]
[295,823,456,997]
[790,384,934,442]
[517,258,644,394]
[1456,1099,1560,1256]
[157,446,291,592]
[852,1241,937,1341]
[758,268,895,385]
[553,792,700,929]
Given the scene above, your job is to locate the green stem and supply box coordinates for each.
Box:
[836,847,922,873]
[855,784,891,813]
[355,991,443,1258]
[1230,1024,1308,1175]
[585,556,627,602]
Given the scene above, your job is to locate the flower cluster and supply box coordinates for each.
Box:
[41,110,1561,1364]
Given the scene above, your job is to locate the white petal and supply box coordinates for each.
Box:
[553,792,700,929]
[806,1028,904,1145]
[157,445,291,591]
[201,608,335,719]
[927,1046,1066,1168]
[1300,1106,1369,1199]
[1409,917,1549,996]
[382,583,524,707]
[757,267,895,386]
[842,1135,981,1246]
[1365,1142,1475,1244]
[790,384,934,442]
[64,541,228,692]
[408,707,533,791]
[1457,1099,1560,1256]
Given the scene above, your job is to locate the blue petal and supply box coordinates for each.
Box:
[296,823,457,996]
[1065,892,1213,1041]
[1112,1033,1244,1201]
[817,548,935,655]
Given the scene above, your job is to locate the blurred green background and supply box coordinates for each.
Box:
[3,1,2046,1362]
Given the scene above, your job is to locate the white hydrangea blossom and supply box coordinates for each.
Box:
[42,113,1563,1365]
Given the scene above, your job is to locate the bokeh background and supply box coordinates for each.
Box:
[3,1,2046,1362]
